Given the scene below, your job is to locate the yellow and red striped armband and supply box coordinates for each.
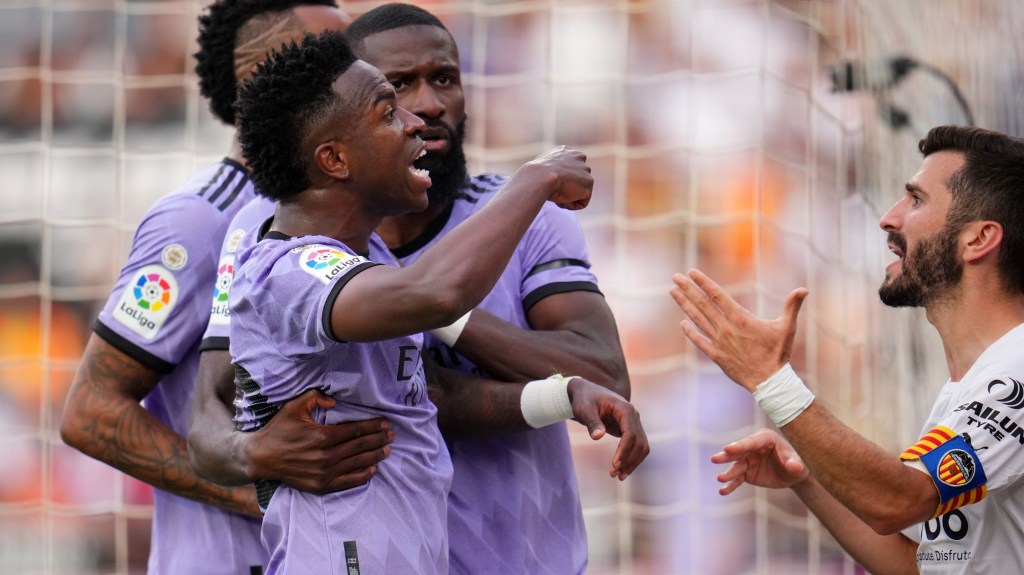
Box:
[900,426,987,518]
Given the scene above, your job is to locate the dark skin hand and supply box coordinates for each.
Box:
[188,349,394,493]
[425,358,649,480]
[61,336,261,517]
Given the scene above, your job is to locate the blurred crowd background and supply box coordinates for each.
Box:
[1,0,1022,573]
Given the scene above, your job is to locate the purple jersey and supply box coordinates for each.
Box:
[200,195,276,350]
[393,174,600,575]
[229,230,453,575]
[93,159,266,574]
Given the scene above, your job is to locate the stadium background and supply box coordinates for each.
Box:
[1,0,1022,573]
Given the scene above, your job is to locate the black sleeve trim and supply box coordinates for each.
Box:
[522,281,602,315]
[199,336,230,352]
[321,262,383,342]
[525,258,590,279]
[93,320,176,374]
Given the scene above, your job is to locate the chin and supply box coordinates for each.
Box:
[412,194,431,213]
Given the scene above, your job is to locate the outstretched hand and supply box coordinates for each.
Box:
[711,428,809,495]
[566,378,649,480]
[669,269,808,391]
[246,389,394,494]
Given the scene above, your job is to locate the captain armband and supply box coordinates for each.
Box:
[752,364,815,427]
[521,374,576,428]
[900,425,988,517]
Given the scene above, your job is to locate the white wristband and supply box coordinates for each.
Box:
[752,364,815,427]
[429,310,472,347]
[520,374,576,428]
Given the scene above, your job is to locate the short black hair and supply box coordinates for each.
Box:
[919,125,1024,294]
[346,2,449,52]
[195,0,337,126]
[236,30,357,201]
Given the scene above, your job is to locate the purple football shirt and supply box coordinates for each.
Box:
[392,174,600,575]
[200,195,275,350]
[229,230,453,575]
[93,159,267,574]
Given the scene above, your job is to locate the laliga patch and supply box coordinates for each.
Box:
[225,228,247,254]
[900,425,987,517]
[112,264,180,339]
[298,244,368,285]
[161,243,188,270]
[208,255,234,326]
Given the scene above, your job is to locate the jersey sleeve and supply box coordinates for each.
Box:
[94,195,228,372]
[231,242,381,407]
[518,202,602,313]
[199,198,275,352]
[898,377,1024,516]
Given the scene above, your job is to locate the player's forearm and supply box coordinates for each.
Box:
[61,339,261,517]
[426,364,530,439]
[406,166,567,318]
[793,476,920,574]
[454,310,629,397]
[781,402,936,533]
[190,420,253,487]
[188,351,253,486]
[64,385,260,516]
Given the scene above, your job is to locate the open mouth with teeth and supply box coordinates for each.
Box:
[409,148,432,187]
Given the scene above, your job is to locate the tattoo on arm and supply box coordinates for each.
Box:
[62,336,260,517]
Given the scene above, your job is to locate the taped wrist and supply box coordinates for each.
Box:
[753,363,814,427]
[520,374,576,428]
[429,310,472,347]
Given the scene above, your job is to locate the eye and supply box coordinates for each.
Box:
[385,106,396,123]
[910,193,922,206]
[390,79,409,92]
[435,76,452,87]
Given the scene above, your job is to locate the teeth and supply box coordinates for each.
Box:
[410,167,430,177]
[417,149,427,159]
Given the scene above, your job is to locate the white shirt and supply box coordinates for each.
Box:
[908,323,1024,574]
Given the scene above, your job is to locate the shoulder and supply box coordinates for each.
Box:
[142,160,253,229]
[240,237,371,287]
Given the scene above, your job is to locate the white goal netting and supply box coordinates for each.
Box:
[1,0,1021,573]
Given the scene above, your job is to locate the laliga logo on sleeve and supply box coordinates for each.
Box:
[214,261,233,302]
[304,247,343,270]
[134,272,173,311]
[113,264,180,339]
[299,245,366,284]
[209,255,234,326]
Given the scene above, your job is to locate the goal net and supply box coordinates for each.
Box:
[0,0,1021,573]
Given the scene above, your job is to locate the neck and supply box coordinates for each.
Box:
[228,132,248,168]
[272,187,379,254]
[927,273,1024,381]
[376,200,449,250]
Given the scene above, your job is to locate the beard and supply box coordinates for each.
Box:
[415,119,468,208]
[878,223,963,307]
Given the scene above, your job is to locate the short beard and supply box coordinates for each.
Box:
[878,224,963,308]
[415,119,469,208]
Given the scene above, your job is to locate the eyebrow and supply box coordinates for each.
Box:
[370,83,396,108]
[905,182,927,196]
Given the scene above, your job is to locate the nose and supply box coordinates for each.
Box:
[399,107,426,137]
[405,81,446,120]
[879,198,904,232]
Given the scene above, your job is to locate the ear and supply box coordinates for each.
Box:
[961,220,1003,264]
[313,140,350,182]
